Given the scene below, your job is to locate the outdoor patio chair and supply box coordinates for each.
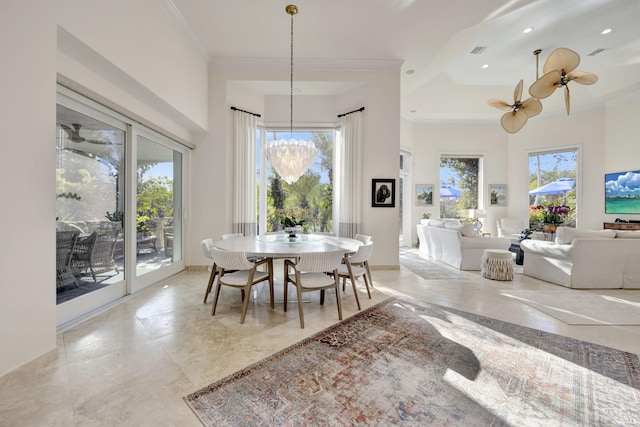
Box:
[71,222,121,282]
[56,230,79,289]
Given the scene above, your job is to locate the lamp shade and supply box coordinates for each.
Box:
[474,209,487,219]
[265,138,318,184]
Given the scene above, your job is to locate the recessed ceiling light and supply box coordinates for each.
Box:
[405,69,415,75]
[482,64,489,69]
[523,27,534,34]
[602,28,612,35]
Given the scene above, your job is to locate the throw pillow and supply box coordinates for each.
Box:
[444,222,463,230]
[427,220,444,228]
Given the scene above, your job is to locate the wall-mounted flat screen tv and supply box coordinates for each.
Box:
[605,170,640,214]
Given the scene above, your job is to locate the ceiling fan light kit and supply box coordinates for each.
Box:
[488,48,598,133]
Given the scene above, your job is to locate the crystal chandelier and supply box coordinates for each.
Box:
[264,4,317,185]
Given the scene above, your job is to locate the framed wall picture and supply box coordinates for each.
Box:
[415,184,434,206]
[489,184,508,206]
[372,179,396,207]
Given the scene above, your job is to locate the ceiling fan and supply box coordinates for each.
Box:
[528,47,598,115]
[60,123,118,145]
[487,79,543,134]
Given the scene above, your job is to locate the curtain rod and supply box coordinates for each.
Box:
[337,106,365,118]
[230,106,261,117]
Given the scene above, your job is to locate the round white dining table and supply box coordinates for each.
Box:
[213,233,361,258]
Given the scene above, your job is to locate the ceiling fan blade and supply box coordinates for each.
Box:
[567,70,598,85]
[85,138,114,145]
[565,85,571,115]
[543,48,580,74]
[501,111,527,134]
[513,79,523,103]
[529,70,561,99]
[487,98,512,111]
[521,97,543,118]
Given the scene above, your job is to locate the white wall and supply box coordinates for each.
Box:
[409,100,638,238]
[56,0,209,131]
[409,123,509,240]
[0,1,57,377]
[189,60,402,268]
[0,0,208,377]
[506,108,606,230]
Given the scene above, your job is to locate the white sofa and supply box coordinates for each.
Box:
[416,219,511,270]
[520,227,640,289]
[496,218,527,243]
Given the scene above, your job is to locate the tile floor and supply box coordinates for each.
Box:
[2,252,640,426]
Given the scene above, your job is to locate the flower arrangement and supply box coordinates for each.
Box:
[530,204,571,225]
[276,207,308,228]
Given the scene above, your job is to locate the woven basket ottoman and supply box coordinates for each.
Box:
[481,249,514,281]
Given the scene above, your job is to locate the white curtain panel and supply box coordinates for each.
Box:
[233,111,257,236]
[339,112,363,238]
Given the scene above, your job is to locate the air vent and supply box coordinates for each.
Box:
[470,46,487,55]
[588,48,606,56]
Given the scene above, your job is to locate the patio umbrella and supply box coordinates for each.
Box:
[529,178,575,195]
[440,185,462,198]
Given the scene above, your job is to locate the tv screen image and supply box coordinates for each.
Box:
[605,170,640,214]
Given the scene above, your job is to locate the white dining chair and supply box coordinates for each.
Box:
[220,233,243,240]
[201,238,220,303]
[354,233,373,244]
[209,247,274,324]
[336,242,374,309]
[284,251,345,329]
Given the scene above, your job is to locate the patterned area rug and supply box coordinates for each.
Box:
[184,297,640,426]
[501,289,640,325]
[399,249,465,279]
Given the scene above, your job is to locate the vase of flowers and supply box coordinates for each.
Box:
[530,204,571,232]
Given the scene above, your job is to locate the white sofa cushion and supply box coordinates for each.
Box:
[427,219,445,228]
[499,218,526,235]
[555,227,616,244]
[444,222,477,237]
[520,239,574,258]
[616,230,640,239]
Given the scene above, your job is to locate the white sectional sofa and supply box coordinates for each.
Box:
[416,219,511,270]
[520,227,640,289]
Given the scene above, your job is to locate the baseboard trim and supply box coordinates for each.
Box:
[1,347,58,379]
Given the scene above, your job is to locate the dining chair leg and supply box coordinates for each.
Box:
[349,276,361,310]
[203,263,218,303]
[334,275,343,321]
[283,262,290,312]
[239,284,252,324]
[268,258,274,310]
[362,273,372,299]
[295,273,305,328]
[211,279,223,316]
[364,261,373,288]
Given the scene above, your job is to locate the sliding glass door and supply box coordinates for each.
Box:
[56,87,186,326]
[135,133,183,278]
[56,94,128,325]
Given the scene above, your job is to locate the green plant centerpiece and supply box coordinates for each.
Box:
[278,208,308,238]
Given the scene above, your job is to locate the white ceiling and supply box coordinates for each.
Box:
[169,0,640,123]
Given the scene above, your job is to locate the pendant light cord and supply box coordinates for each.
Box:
[289,9,294,138]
